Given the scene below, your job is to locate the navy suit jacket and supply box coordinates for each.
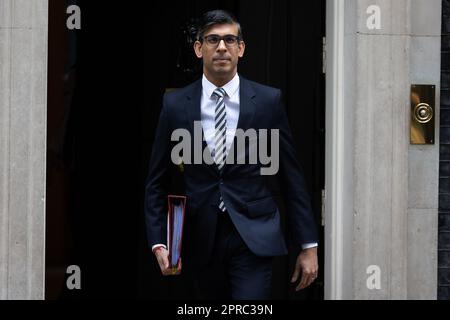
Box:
[145,75,318,266]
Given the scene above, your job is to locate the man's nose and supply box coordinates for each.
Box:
[216,39,227,51]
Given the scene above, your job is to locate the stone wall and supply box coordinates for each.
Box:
[0,0,48,299]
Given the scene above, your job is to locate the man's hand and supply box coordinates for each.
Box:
[291,247,318,291]
[154,247,182,276]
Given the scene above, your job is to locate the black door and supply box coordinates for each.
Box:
[138,0,326,300]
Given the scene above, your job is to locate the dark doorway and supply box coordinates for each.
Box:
[138,0,326,300]
[45,0,325,299]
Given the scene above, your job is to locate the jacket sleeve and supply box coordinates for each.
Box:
[272,89,319,248]
[144,95,171,248]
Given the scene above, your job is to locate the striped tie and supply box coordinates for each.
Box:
[212,87,227,212]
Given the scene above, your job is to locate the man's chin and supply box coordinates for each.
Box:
[205,66,237,81]
[212,66,233,75]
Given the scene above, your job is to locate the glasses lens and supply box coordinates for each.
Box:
[206,35,220,45]
[224,36,237,45]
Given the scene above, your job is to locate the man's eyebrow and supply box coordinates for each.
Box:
[204,34,238,37]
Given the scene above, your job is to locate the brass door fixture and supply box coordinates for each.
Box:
[410,84,435,145]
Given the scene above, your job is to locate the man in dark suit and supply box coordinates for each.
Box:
[145,9,318,300]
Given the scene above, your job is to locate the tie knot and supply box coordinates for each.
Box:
[212,87,226,99]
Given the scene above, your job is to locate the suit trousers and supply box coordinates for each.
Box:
[190,210,274,300]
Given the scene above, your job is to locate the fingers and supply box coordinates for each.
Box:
[159,259,172,276]
[155,249,182,276]
[291,265,301,283]
[296,271,315,291]
[155,249,172,276]
[292,249,319,291]
[297,273,308,291]
[175,258,182,275]
[295,267,319,291]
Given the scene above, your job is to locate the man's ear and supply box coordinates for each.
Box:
[194,41,203,58]
[238,41,245,58]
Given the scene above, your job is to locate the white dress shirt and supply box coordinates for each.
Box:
[201,73,240,157]
[152,73,317,252]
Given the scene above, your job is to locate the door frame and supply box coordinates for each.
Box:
[324,0,348,300]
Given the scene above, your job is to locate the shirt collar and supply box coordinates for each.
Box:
[202,73,240,99]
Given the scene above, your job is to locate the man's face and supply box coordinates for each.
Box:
[194,23,245,80]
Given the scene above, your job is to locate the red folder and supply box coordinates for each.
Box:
[167,195,186,275]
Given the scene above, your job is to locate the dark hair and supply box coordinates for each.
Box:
[197,10,243,41]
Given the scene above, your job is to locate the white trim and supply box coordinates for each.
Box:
[324,0,346,300]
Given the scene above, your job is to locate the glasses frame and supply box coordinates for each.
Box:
[200,34,242,48]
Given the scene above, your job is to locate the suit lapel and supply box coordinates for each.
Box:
[236,76,257,132]
[223,76,257,172]
[184,79,202,134]
[184,79,219,175]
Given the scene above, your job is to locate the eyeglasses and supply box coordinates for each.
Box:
[201,34,241,48]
